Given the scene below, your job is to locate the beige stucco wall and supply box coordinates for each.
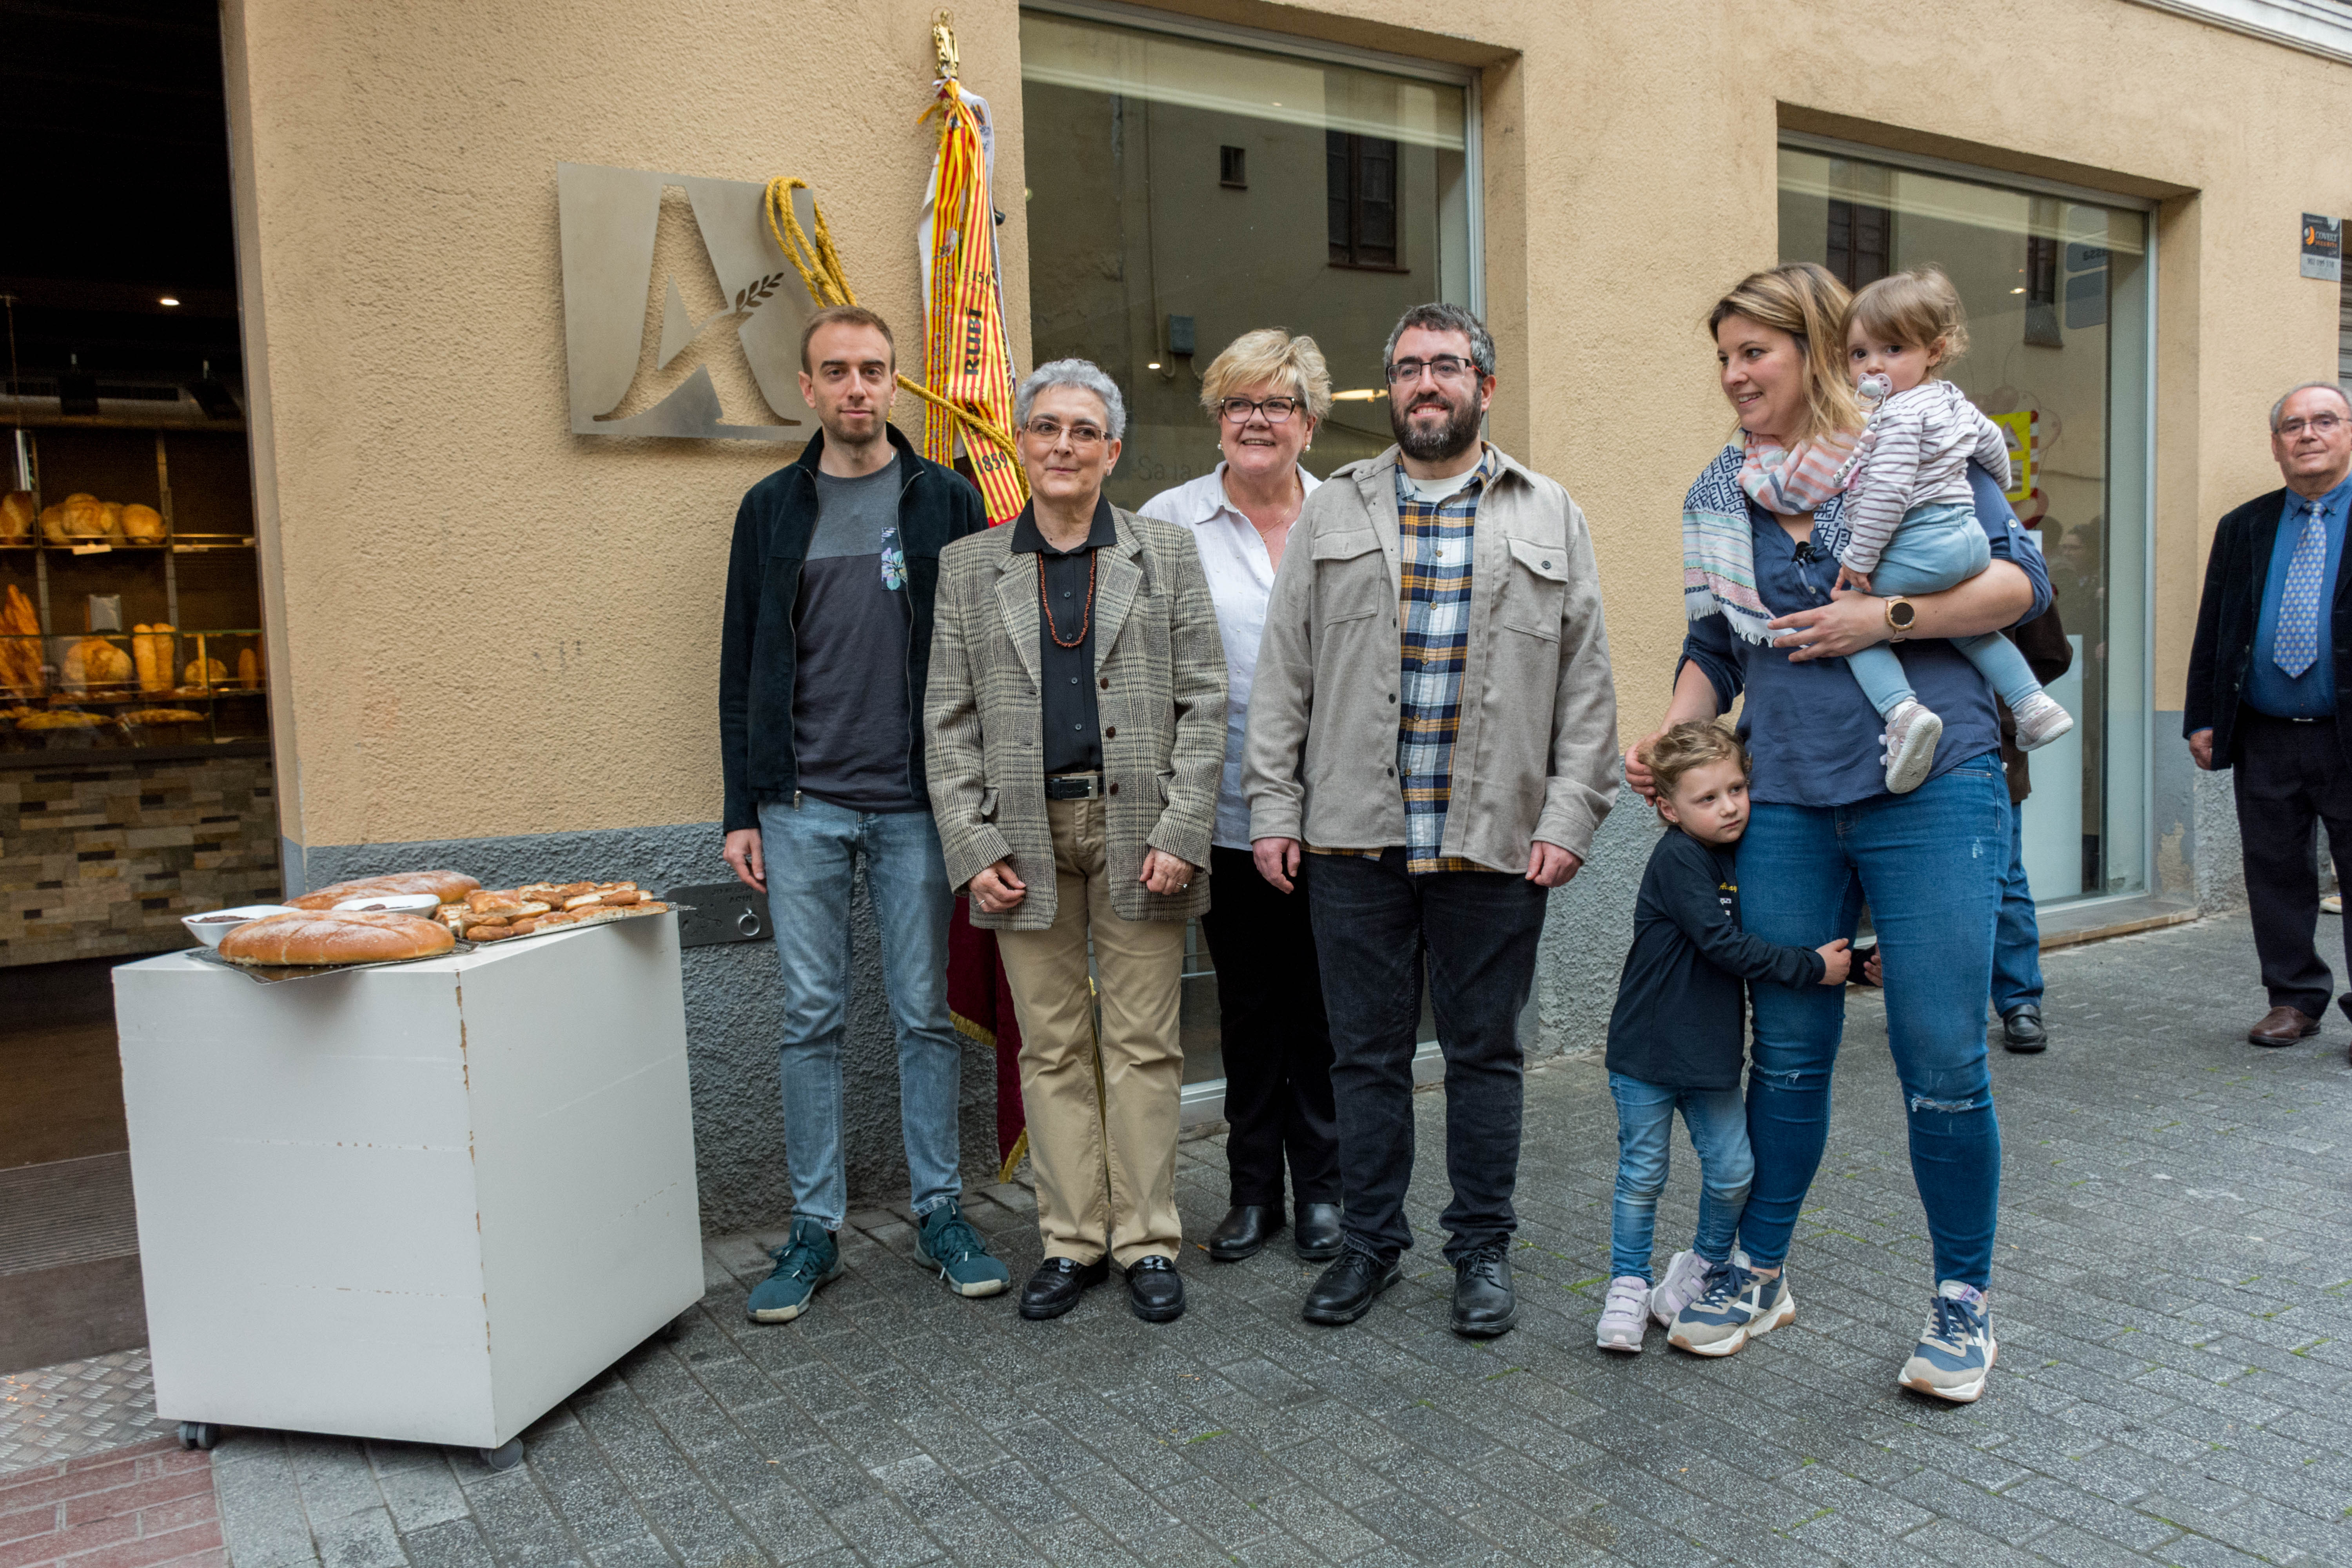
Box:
[222,0,2352,855]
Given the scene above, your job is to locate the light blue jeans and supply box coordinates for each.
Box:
[759,796,963,1229]
[1991,798,2044,1017]
[1608,1074,1753,1282]
[1847,502,2044,718]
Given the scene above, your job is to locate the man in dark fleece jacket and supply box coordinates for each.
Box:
[1594,722,1847,1358]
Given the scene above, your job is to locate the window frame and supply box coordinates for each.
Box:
[1020,0,1484,319]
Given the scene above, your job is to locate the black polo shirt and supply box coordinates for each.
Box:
[1010,497,1116,777]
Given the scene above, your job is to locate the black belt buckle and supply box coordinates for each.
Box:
[1044,773,1104,800]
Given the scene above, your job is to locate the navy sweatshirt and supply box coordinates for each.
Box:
[1604,827,1826,1089]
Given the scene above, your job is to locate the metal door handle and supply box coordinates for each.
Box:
[737,909,762,935]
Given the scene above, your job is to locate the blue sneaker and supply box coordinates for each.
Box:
[917,1199,1010,1298]
[1900,1281,1998,1402]
[746,1217,842,1323]
[1667,1250,1795,1357]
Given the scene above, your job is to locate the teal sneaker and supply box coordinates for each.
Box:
[746,1217,842,1323]
[917,1199,1010,1298]
[1899,1281,1998,1403]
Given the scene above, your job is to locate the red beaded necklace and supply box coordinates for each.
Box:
[1039,549,1096,649]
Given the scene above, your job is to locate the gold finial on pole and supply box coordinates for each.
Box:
[931,10,960,82]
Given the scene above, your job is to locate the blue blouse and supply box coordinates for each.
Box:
[1677,463,2053,808]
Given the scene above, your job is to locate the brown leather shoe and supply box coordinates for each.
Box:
[2248,1005,2321,1046]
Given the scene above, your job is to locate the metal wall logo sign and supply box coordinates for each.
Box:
[557,162,820,442]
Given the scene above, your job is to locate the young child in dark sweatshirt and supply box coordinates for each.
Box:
[1595,721,1849,1356]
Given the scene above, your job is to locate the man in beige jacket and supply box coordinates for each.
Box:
[1243,303,1619,1338]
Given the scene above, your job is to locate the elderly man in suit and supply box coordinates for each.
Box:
[2187,380,2352,1051]
[926,358,1227,1324]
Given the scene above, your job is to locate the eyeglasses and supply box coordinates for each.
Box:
[2278,413,2347,438]
[1218,397,1300,424]
[1385,355,1477,385]
[1023,418,1106,448]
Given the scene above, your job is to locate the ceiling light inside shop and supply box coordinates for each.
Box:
[1331,388,1386,402]
[2010,287,2025,294]
[160,296,180,307]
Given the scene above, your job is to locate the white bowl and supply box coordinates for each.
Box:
[182,904,298,948]
[331,892,443,918]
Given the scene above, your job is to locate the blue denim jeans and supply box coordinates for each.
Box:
[1990,799,2043,1016]
[1734,756,2007,1289]
[758,796,963,1229]
[1608,1074,1752,1282]
[1847,503,2042,717]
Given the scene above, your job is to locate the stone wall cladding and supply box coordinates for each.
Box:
[0,752,281,967]
[296,822,999,1237]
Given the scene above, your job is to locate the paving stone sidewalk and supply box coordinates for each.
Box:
[165,913,2352,1563]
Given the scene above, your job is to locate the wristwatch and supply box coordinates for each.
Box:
[1884,595,1916,642]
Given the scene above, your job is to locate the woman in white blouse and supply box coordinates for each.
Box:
[1138,329,1341,1265]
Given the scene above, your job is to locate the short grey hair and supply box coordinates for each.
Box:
[1015,359,1127,441]
[1383,302,1495,379]
[2270,380,2352,430]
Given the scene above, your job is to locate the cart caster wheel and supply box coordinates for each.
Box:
[177,1422,221,1452]
[658,1310,694,1344]
[477,1439,524,1472]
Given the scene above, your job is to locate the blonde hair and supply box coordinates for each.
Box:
[1198,328,1334,421]
[1706,262,1862,441]
[1644,720,1751,804]
[1847,266,1969,373]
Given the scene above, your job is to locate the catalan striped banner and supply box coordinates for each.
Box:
[918,85,1026,525]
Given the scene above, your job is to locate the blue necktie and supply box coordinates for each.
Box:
[2274,498,2328,678]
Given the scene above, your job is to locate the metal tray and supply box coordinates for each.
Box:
[184,938,480,985]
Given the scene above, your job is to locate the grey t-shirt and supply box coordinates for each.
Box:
[792,456,922,812]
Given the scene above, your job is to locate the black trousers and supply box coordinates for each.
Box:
[1303,848,1550,1265]
[1198,846,1340,1208]
[2234,711,2352,1020]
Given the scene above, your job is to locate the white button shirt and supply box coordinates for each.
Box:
[1136,462,1320,851]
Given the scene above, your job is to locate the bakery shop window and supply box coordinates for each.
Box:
[2,426,266,755]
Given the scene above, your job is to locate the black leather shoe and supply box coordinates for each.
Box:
[1450,1243,1517,1338]
[1301,1250,1401,1326]
[1293,1203,1344,1262]
[1207,1205,1283,1262]
[2001,1004,2047,1053]
[1018,1256,1108,1320]
[1126,1255,1186,1322]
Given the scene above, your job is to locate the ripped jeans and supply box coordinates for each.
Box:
[1733,757,2007,1289]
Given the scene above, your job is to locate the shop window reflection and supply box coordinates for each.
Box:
[1780,144,2151,905]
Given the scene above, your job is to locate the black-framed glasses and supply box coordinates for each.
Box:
[1219,396,1301,425]
[1385,354,1476,385]
[2279,413,2346,438]
[1024,418,1106,447]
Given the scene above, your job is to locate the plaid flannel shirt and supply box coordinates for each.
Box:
[1308,448,1495,875]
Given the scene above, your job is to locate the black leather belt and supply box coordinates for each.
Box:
[1044,773,1105,800]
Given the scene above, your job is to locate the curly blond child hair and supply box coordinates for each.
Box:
[1642,720,1751,807]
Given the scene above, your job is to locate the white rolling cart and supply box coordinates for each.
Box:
[112,913,705,1469]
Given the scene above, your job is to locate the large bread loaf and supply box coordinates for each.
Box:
[287,869,481,910]
[220,909,456,966]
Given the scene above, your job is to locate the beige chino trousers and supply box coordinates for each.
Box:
[996,796,1185,1269]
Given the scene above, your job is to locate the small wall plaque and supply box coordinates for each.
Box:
[2302,214,2342,282]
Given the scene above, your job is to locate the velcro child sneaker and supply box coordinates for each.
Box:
[1899,1281,1998,1403]
[918,1199,1010,1298]
[1667,1250,1795,1357]
[746,1216,844,1324]
[1648,1249,1709,1328]
[1595,1275,1650,1353]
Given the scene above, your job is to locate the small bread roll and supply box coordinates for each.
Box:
[131,626,156,691]
[238,647,258,686]
[0,492,31,541]
[182,656,228,687]
[62,496,109,538]
[39,505,67,543]
[120,504,165,542]
[99,503,124,539]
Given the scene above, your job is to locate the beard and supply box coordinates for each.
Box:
[1390,388,1483,462]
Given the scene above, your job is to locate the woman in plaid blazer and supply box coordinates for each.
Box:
[925,359,1227,1326]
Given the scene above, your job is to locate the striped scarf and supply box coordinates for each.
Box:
[1683,437,1860,647]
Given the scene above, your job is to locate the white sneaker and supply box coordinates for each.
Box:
[2009,691,2074,751]
[1881,699,1944,794]
[1648,1250,1709,1327]
[1595,1275,1649,1353]
[1898,1280,1998,1403]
